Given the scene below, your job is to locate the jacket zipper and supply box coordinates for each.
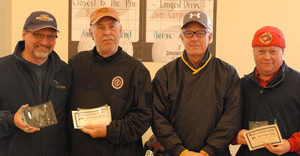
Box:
[42,76,55,156]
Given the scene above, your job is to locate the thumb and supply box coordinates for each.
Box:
[84,124,94,129]
[21,104,29,108]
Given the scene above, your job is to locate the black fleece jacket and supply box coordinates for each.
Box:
[0,41,72,156]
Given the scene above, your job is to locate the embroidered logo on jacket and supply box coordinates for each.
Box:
[112,76,123,89]
[51,80,66,89]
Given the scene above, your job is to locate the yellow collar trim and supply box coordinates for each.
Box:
[181,53,212,74]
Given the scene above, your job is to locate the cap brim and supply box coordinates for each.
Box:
[90,16,119,25]
[28,25,59,32]
[181,21,208,30]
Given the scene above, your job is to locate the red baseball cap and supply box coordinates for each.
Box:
[252,26,285,48]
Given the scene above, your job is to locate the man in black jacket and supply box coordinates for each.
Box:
[235,26,300,156]
[152,11,242,156]
[68,7,152,156]
[0,11,72,156]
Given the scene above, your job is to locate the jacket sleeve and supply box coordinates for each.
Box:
[288,131,300,154]
[0,111,16,138]
[202,67,242,155]
[152,69,187,156]
[105,67,153,145]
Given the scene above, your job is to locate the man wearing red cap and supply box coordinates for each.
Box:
[235,26,300,155]
[68,7,152,156]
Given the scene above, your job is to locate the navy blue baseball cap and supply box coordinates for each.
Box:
[23,11,59,32]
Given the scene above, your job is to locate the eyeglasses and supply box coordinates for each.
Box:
[26,30,58,41]
[182,30,208,38]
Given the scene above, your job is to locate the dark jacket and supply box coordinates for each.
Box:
[68,47,152,156]
[0,41,72,156]
[237,62,300,156]
[152,50,242,156]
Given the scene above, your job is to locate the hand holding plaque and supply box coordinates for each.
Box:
[21,101,57,128]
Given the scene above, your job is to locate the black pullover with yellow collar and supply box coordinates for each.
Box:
[152,49,242,156]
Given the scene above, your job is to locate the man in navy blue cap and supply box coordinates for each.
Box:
[0,11,71,156]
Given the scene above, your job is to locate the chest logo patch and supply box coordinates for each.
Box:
[112,76,124,89]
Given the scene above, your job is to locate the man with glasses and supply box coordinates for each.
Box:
[0,11,71,156]
[152,11,241,156]
[235,26,300,156]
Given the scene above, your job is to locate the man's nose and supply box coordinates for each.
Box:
[263,52,271,60]
[103,27,111,35]
[40,35,48,45]
[191,33,199,41]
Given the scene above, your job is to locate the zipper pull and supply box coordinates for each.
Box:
[260,89,264,95]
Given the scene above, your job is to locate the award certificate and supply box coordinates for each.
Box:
[244,124,283,151]
[72,105,111,129]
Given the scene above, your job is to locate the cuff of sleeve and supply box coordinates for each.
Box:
[287,131,300,153]
[7,114,16,128]
[172,145,186,156]
[179,149,188,156]
[202,146,215,156]
[200,150,209,156]
[106,125,112,140]
[231,138,237,145]
[288,137,297,152]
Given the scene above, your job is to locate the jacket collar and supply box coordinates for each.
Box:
[92,46,123,63]
[181,48,212,74]
[13,40,61,72]
[246,61,287,88]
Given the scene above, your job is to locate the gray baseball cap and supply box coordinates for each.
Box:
[23,11,59,32]
[181,11,212,32]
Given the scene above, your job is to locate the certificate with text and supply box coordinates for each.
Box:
[72,105,111,129]
[244,124,283,151]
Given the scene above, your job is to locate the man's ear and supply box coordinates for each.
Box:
[208,33,213,44]
[22,30,26,40]
[89,27,94,41]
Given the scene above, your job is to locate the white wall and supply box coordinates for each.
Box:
[217,0,300,76]
[0,0,11,57]
[141,62,166,147]
[8,0,300,73]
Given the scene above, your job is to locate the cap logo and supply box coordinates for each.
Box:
[98,8,110,14]
[259,32,272,44]
[112,76,123,89]
[36,14,53,21]
[189,13,201,18]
